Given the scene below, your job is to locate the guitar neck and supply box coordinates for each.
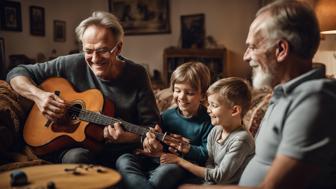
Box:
[76,109,166,142]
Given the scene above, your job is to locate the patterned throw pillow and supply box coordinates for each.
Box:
[243,88,272,138]
[154,88,176,112]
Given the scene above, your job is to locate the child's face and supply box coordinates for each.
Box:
[207,93,233,126]
[173,82,202,117]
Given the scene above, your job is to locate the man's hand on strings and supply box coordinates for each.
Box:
[36,91,66,122]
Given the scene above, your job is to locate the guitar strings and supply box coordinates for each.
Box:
[59,103,188,144]
[63,104,152,136]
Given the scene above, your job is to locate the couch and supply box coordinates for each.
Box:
[0,80,50,171]
[0,80,272,172]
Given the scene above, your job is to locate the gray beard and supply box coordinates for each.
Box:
[252,67,273,89]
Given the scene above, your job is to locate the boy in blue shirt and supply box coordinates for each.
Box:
[116,62,213,189]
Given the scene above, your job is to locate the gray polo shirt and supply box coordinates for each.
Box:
[239,68,336,188]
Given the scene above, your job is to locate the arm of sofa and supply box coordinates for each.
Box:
[0,80,38,165]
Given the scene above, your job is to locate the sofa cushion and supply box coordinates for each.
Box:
[243,88,272,138]
[0,80,35,164]
[154,88,176,112]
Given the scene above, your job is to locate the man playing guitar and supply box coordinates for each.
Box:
[7,11,160,165]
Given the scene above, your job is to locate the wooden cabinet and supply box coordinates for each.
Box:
[163,48,227,85]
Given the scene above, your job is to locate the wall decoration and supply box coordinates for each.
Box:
[30,6,45,36]
[54,20,66,42]
[0,1,22,32]
[108,0,170,35]
[181,14,205,48]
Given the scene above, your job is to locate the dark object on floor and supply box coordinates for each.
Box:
[10,170,28,186]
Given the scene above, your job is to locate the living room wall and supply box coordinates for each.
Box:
[314,35,336,76]
[123,0,259,77]
[0,0,107,68]
[1,0,334,79]
[1,0,259,78]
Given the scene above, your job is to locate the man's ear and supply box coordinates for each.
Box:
[275,40,289,62]
[231,105,242,117]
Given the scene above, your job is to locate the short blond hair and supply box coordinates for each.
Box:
[170,62,210,96]
[75,11,124,42]
[207,77,251,117]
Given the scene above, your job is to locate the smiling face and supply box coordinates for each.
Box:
[173,82,202,118]
[207,93,234,127]
[243,14,279,89]
[82,24,121,80]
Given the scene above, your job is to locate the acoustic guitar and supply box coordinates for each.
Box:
[24,77,184,156]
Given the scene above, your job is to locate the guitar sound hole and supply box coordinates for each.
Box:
[68,103,82,120]
[66,101,86,126]
[51,101,84,133]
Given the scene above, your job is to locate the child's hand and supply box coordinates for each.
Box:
[143,124,163,153]
[166,134,191,155]
[160,153,181,164]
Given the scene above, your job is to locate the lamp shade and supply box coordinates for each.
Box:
[315,0,336,34]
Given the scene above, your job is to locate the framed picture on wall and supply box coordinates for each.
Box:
[30,6,45,36]
[181,14,205,48]
[0,1,22,32]
[54,20,66,42]
[108,0,170,35]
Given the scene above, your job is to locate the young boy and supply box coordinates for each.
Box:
[160,77,255,184]
[116,62,213,189]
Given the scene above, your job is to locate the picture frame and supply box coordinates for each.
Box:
[0,1,22,32]
[53,20,66,42]
[181,14,205,48]
[30,6,45,36]
[108,0,170,35]
[0,37,5,79]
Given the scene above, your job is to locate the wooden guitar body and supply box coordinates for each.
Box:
[23,77,114,156]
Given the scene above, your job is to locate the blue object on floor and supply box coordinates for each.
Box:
[10,170,28,186]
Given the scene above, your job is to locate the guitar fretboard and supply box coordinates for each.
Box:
[73,108,166,141]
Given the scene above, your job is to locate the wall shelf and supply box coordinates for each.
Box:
[163,47,227,85]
